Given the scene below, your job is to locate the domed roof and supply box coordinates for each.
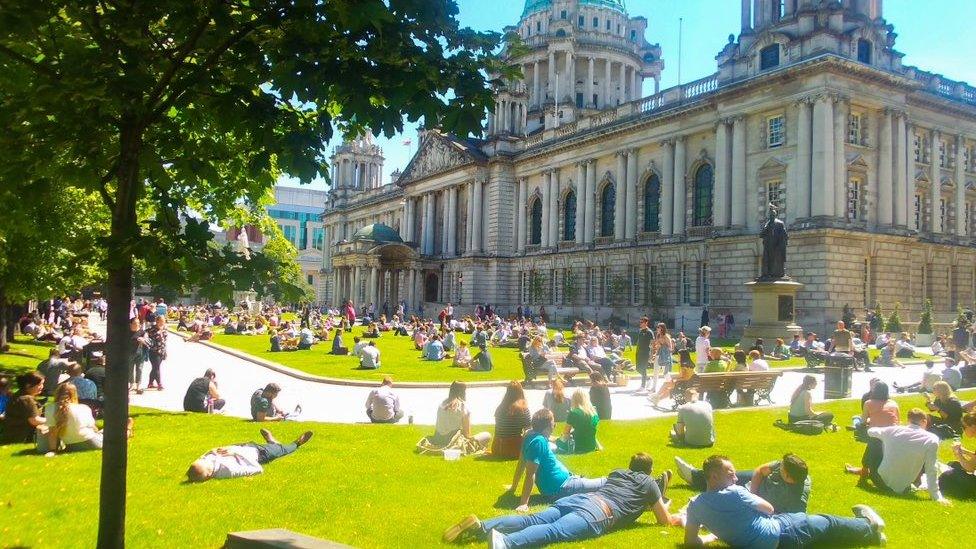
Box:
[352,223,403,243]
[522,0,626,18]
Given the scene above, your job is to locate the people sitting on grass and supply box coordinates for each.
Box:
[453,340,473,369]
[362,322,381,338]
[543,378,571,423]
[747,349,771,371]
[670,388,714,448]
[251,383,290,422]
[366,377,403,424]
[649,352,696,407]
[674,452,811,513]
[789,333,804,355]
[931,335,948,356]
[471,339,494,372]
[413,326,429,350]
[685,455,887,547]
[331,329,348,355]
[183,369,225,413]
[442,328,457,353]
[0,376,11,418]
[44,382,116,453]
[66,363,98,403]
[358,341,381,370]
[428,381,491,450]
[444,452,680,547]
[771,337,791,359]
[491,381,531,460]
[524,336,556,383]
[509,409,607,511]
[844,408,948,505]
[894,332,916,358]
[38,347,70,396]
[424,334,446,361]
[186,428,313,482]
[939,411,976,500]
[555,390,600,454]
[924,381,963,438]
[589,372,612,420]
[789,374,835,429]
[297,326,315,350]
[2,372,46,444]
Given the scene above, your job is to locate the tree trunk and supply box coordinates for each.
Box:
[98,124,142,549]
[0,295,8,351]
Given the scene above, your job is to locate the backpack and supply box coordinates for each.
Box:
[774,418,825,435]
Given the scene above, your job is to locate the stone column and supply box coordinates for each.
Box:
[566,53,574,103]
[673,136,687,234]
[369,266,378,305]
[811,95,835,217]
[447,187,457,256]
[575,163,586,244]
[549,169,560,245]
[877,110,893,226]
[834,99,848,219]
[957,135,967,235]
[584,159,597,243]
[906,124,917,229]
[714,119,731,227]
[419,194,428,254]
[633,69,640,100]
[931,129,941,233]
[440,191,450,256]
[661,140,675,235]
[547,50,555,99]
[894,113,908,227]
[402,200,411,241]
[426,193,435,254]
[465,183,474,253]
[587,57,594,107]
[408,269,416,309]
[516,178,527,252]
[541,171,552,247]
[352,265,360,304]
[604,59,612,108]
[795,98,813,220]
[472,179,483,253]
[731,116,747,227]
[614,152,627,240]
[741,0,752,32]
[626,148,639,239]
[533,61,540,108]
[618,63,627,103]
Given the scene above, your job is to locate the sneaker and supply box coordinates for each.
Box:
[443,514,481,543]
[674,456,695,485]
[852,504,886,546]
[489,529,507,549]
[656,469,672,504]
[259,428,276,444]
[295,431,313,446]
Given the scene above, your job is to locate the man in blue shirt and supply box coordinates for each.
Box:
[675,453,811,513]
[424,335,445,361]
[67,363,98,402]
[685,455,886,548]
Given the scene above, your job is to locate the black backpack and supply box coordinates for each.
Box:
[774,419,825,435]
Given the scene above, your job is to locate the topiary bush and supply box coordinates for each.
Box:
[917,299,933,334]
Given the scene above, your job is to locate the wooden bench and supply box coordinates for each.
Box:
[519,352,582,384]
[671,370,783,409]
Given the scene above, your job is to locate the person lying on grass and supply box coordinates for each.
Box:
[444,452,681,548]
[674,452,811,513]
[686,455,887,548]
[508,409,606,512]
[185,429,313,482]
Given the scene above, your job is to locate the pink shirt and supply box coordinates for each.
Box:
[863,399,900,427]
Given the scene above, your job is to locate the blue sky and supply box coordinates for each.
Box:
[281,0,976,191]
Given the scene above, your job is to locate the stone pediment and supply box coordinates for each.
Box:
[397,131,485,184]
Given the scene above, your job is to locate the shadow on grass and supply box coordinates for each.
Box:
[492,490,549,510]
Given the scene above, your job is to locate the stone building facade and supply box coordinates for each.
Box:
[321,0,976,334]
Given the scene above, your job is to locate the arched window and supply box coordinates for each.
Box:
[600,183,615,237]
[643,174,660,232]
[760,44,779,70]
[693,165,714,227]
[563,191,577,241]
[529,198,543,245]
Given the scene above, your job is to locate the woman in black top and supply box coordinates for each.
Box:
[147,316,168,390]
[491,381,531,459]
[927,381,964,437]
[3,372,46,443]
[589,371,612,420]
[129,318,150,394]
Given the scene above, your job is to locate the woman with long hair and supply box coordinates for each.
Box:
[789,375,835,428]
[926,381,964,437]
[46,382,103,452]
[147,315,168,390]
[651,322,674,391]
[589,371,612,421]
[543,378,571,422]
[556,390,600,454]
[2,372,46,444]
[431,381,490,447]
[525,335,556,383]
[846,381,900,480]
[491,381,531,459]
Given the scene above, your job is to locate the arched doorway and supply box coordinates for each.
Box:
[424,272,440,303]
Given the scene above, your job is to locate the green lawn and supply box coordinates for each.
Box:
[1,390,972,548]
[0,336,54,377]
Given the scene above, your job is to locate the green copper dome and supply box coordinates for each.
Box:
[522,0,626,18]
[352,223,403,243]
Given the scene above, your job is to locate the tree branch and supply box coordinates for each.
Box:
[144,1,221,113]
[0,43,59,79]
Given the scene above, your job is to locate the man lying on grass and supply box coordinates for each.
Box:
[444,452,681,548]
[185,429,313,482]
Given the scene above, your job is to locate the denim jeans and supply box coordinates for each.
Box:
[243,441,297,464]
[552,475,607,499]
[483,494,613,548]
[774,512,875,548]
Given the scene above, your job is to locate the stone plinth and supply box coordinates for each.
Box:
[740,279,804,349]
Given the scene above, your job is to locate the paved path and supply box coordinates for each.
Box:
[128,324,935,425]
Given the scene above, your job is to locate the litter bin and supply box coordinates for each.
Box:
[823,363,853,399]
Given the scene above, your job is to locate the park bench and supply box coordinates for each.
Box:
[519,352,582,384]
[671,370,783,410]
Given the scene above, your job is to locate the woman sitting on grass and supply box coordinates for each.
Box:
[2,372,46,444]
[543,378,571,422]
[45,382,117,452]
[771,337,792,359]
[429,381,490,449]
[938,411,976,500]
[556,390,600,454]
[453,340,473,368]
[926,381,964,437]
[491,381,531,460]
[589,372,612,421]
[331,330,348,355]
[363,322,381,338]
[747,350,771,371]
[789,375,835,429]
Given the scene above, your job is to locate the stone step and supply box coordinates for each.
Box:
[225,529,356,549]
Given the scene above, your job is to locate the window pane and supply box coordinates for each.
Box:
[564,192,577,241]
[530,199,543,245]
[600,184,615,236]
[643,174,660,232]
[760,45,780,70]
[693,165,714,227]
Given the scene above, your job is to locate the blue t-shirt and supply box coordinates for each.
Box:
[69,376,98,401]
[425,340,444,360]
[687,485,781,549]
[522,432,569,496]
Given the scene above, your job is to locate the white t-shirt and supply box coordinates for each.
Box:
[749,359,770,371]
[360,345,381,369]
[201,445,264,479]
[435,402,467,436]
[695,336,710,365]
[366,385,400,421]
[45,403,99,445]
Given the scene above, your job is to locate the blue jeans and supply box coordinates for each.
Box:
[483,494,613,548]
[553,475,607,499]
[775,513,875,548]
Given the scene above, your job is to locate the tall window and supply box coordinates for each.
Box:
[563,191,577,241]
[847,178,862,221]
[767,115,785,148]
[771,0,785,20]
[560,9,567,18]
[914,194,922,230]
[760,45,780,70]
[643,174,661,232]
[600,183,615,237]
[967,201,973,236]
[644,265,657,306]
[631,265,640,305]
[848,113,863,145]
[536,21,541,33]
[680,263,691,305]
[281,224,297,246]
[693,164,714,227]
[967,145,976,172]
[940,140,947,168]
[700,262,709,305]
[940,198,947,232]
[312,227,325,250]
[767,181,785,218]
[578,15,584,27]
[529,199,543,245]
[857,39,873,64]
[593,17,598,28]
[914,132,922,162]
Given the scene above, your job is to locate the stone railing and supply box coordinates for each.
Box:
[591,109,618,126]
[554,121,578,138]
[906,66,976,106]
[681,73,719,99]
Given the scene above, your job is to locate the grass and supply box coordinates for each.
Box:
[0,336,55,377]
[2,390,972,548]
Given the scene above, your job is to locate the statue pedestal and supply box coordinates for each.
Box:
[233,290,262,315]
[740,279,804,349]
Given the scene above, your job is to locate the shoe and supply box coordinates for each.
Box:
[674,456,695,485]
[259,428,276,444]
[295,431,313,446]
[136,389,144,395]
[852,504,886,546]
[443,514,481,543]
[489,529,507,549]
[157,385,164,391]
[648,394,660,406]
[656,469,672,503]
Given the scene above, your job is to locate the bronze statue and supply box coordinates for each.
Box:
[759,205,788,281]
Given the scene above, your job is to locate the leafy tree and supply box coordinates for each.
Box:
[886,302,904,334]
[957,305,971,328]
[917,299,934,334]
[607,272,628,306]
[253,224,316,304]
[0,2,506,546]
[563,271,580,305]
[870,301,885,332]
[528,270,548,304]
